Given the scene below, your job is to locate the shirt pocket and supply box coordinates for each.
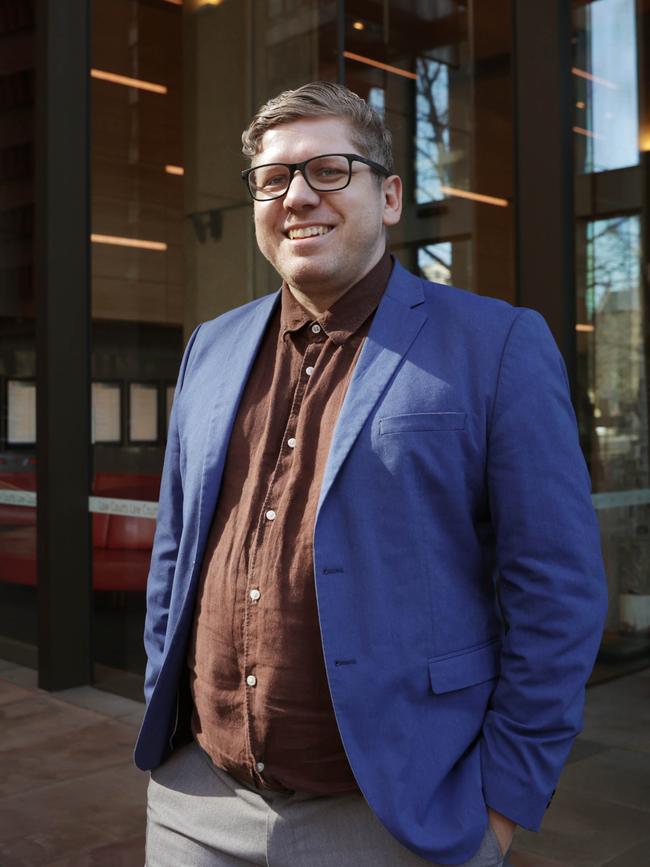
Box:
[379,411,467,435]
[428,638,501,694]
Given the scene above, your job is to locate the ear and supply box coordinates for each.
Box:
[382,174,402,227]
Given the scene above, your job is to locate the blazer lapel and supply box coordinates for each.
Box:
[317,261,428,512]
[194,291,280,557]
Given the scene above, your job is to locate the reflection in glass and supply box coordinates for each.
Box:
[415,56,450,203]
[573,0,639,173]
[577,213,650,647]
[419,241,452,284]
[0,1,37,657]
[367,86,385,118]
[573,0,650,662]
[417,239,472,290]
[363,0,513,299]
[579,216,644,493]
[91,0,183,691]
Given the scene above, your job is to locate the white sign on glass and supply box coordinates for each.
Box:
[91,382,122,443]
[129,383,159,442]
[7,380,36,445]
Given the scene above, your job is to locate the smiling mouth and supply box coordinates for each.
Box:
[287,225,333,240]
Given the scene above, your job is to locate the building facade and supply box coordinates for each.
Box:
[0,0,648,695]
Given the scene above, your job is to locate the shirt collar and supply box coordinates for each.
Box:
[280,249,393,346]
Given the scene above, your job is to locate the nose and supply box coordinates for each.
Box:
[283,170,320,209]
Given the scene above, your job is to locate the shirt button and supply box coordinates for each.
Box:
[256,761,265,773]
[246,674,257,687]
[287,437,296,448]
[311,323,321,333]
[305,366,314,376]
[265,509,276,521]
[249,588,261,601]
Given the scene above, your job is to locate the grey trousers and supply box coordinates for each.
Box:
[146,741,511,867]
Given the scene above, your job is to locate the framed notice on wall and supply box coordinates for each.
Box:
[7,379,36,446]
[129,382,159,444]
[91,382,122,444]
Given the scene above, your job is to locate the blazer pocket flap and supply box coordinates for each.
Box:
[428,639,501,694]
[379,412,467,435]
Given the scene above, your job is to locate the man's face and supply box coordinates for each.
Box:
[252,116,402,301]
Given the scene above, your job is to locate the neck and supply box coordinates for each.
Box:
[286,283,352,318]
[285,246,388,317]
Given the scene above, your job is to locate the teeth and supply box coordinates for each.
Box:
[288,225,331,239]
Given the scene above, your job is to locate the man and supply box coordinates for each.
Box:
[136,82,607,866]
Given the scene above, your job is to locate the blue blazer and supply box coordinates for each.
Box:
[135,259,607,865]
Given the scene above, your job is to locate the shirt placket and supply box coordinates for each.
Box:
[241,321,326,785]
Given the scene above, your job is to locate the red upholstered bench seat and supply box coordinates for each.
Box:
[0,527,36,586]
[0,473,36,528]
[0,526,152,591]
[0,472,159,592]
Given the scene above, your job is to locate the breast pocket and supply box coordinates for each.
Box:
[379,411,467,435]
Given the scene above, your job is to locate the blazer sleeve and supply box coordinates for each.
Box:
[480,308,608,830]
[143,324,202,704]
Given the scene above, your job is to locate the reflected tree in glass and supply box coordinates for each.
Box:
[415,55,451,203]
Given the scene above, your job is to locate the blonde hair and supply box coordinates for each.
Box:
[242,81,393,174]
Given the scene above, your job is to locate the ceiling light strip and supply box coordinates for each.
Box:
[342,51,417,81]
[165,165,185,175]
[91,68,168,95]
[571,67,617,90]
[576,324,595,332]
[440,186,509,208]
[572,126,605,141]
[91,233,168,251]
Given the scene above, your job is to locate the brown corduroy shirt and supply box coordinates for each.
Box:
[187,251,392,795]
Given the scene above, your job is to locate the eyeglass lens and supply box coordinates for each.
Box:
[249,155,351,199]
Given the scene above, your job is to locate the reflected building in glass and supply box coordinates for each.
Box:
[0,0,648,694]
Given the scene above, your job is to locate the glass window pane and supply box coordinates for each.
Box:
[573,0,640,174]
[574,0,649,662]
[417,239,472,289]
[344,0,514,300]
[89,0,331,693]
[91,0,182,691]
[0,3,37,664]
[415,56,452,204]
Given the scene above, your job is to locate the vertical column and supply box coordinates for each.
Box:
[513,1,576,390]
[471,1,515,304]
[35,0,92,689]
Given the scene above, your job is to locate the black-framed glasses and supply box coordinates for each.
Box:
[241,153,390,201]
